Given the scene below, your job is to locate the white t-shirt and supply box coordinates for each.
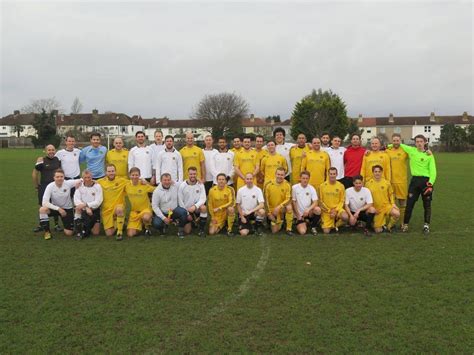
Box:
[236,185,264,214]
[276,142,294,175]
[214,150,235,185]
[345,186,373,212]
[73,182,103,210]
[55,148,81,178]
[154,148,183,183]
[178,180,207,209]
[292,183,318,216]
[128,145,153,179]
[326,146,347,179]
[203,148,218,182]
[42,179,81,210]
[150,142,165,162]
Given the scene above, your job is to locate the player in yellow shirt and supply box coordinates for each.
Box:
[255,134,269,189]
[260,140,288,186]
[264,167,293,235]
[230,137,243,156]
[125,167,156,237]
[180,131,206,182]
[98,164,128,240]
[105,136,129,178]
[385,133,409,226]
[361,137,391,182]
[208,173,236,236]
[234,136,259,191]
[319,167,348,234]
[301,137,330,192]
[289,133,310,184]
[365,165,400,233]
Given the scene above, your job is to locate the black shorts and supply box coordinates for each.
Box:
[340,176,354,189]
[49,208,74,230]
[408,176,433,201]
[351,210,371,223]
[37,184,48,206]
[82,208,101,225]
[65,176,80,197]
[204,181,214,195]
[239,213,255,230]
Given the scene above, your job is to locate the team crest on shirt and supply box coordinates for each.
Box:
[196,189,199,193]
[339,152,342,155]
[92,192,96,196]
[63,189,67,192]
[252,195,256,198]
[360,197,364,200]
[320,156,323,159]
[306,192,309,196]
[281,189,284,192]
[335,189,339,192]
[172,157,175,160]
[100,151,104,154]
[381,186,384,189]
[397,153,401,156]
[115,183,119,186]
[251,155,254,158]
[146,151,149,154]
[138,189,142,193]
[123,155,126,158]
[74,153,77,156]
[227,157,230,160]
[223,194,227,198]
[420,158,424,161]
[193,152,197,155]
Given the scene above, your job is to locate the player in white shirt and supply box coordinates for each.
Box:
[178,167,208,237]
[273,127,294,179]
[38,169,82,240]
[236,173,266,236]
[73,170,103,240]
[214,137,235,186]
[55,135,81,179]
[153,135,183,185]
[292,171,322,236]
[150,130,165,176]
[326,136,347,180]
[128,131,153,181]
[344,175,376,236]
[203,135,218,195]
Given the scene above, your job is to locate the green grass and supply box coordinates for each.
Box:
[0,149,473,353]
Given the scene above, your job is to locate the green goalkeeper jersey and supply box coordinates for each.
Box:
[388,144,437,184]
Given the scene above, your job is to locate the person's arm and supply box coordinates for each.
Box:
[32,169,39,188]
[73,188,83,206]
[260,157,266,179]
[88,185,103,209]
[177,184,186,208]
[151,190,166,220]
[252,156,259,176]
[336,188,345,211]
[279,184,291,208]
[155,151,162,181]
[228,152,235,180]
[318,186,329,212]
[387,183,395,206]
[79,147,86,164]
[360,156,366,180]
[42,184,59,210]
[283,157,288,175]
[208,191,215,217]
[396,143,417,157]
[200,151,206,183]
[128,147,134,169]
[428,155,437,185]
[264,184,271,212]
[384,154,392,182]
[195,185,207,209]
[291,188,301,219]
[344,203,353,218]
[301,155,307,172]
[176,152,183,183]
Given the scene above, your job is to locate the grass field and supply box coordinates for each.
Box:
[0,149,473,353]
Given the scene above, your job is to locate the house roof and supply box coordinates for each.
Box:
[0,113,36,125]
[357,114,473,127]
[56,113,132,126]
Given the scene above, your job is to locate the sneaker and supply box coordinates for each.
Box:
[255,228,263,237]
[382,226,392,234]
[423,224,430,235]
[311,227,318,236]
[401,224,409,233]
[144,229,152,238]
[54,224,63,232]
[44,231,52,240]
[33,225,43,233]
[227,230,235,237]
[198,230,206,238]
[286,230,293,236]
[363,228,372,237]
[177,231,185,239]
[115,233,123,241]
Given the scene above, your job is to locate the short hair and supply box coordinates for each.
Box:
[300,171,310,178]
[204,134,213,139]
[54,168,65,175]
[218,136,226,141]
[154,130,163,135]
[266,139,276,145]
[188,166,197,172]
[65,134,75,140]
[106,164,116,170]
[332,135,341,140]
[311,136,321,143]
[82,169,92,177]
[216,173,227,180]
[273,127,286,137]
[129,167,141,175]
[372,164,383,172]
[352,175,363,182]
[391,133,401,139]
[242,135,252,141]
[255,134,264,141]
[414,134,427,142]
[164,135,174,141]
[371,136,381,143]
[351,133,361,140]
[329,167,338,173]
[233,136,242,142]
[113,136,124,143]
[160,173,171,180]
[321,132,330,138]
[276,167,286,174]
[135,131,145,137]
[297,132,306,138]
[90,132,101,139]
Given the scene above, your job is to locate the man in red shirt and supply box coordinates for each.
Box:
[342,133,366,189]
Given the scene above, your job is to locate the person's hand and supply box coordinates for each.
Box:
[150,176,156,185]
[200,178,206,184]
[213,207,220,213]
[365,150,371,156]
[36,157,43,163]
[423,182,433,195]
[211,218,218,225]
[302,208,310,217]
[426,150,433,156]
[86,207,93,216]
[273,206,281,216]
[329,208,336,218]
[163,217,171,225]
[188,206,196,214]
[140,179,148,185]
[354,210,360,219]
[58,208,66,217]
[240,215,247,224]
[75,180,83,189]
[349,215,357,226]
[267,213,275,222]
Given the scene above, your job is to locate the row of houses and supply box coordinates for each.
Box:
[0,109,472,144]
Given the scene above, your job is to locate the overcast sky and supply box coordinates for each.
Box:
[1,1,472,119]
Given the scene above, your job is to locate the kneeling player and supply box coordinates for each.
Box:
[73,170,103,240]
[264,167,294,235]
[365,165,400,233]
[208,173,236,236]
[319,167,349,234]
[292,171,321,235]
[125,167,156,237]
[38,169,81,240]
[236,173,266,236]
[344,175,376,236]
[178,167,208,237]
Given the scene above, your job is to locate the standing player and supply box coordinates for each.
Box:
[234,136,259,191]
[153,135,183,185]
[203,135,218,194]
[386,133,409,227]
[73,170,103,240]
[180,131,206,182]
[273,127,293,180]
[361,137,391,182]
[106,136,129,178]
[80,132,107,179]
[289,133,310,185]
[319,167,348,234]
[55,135,81,180]
[125,167,156,237]
[178,167,208,237]
[208,173,236,236]
[365,165,399,233]
[264,167,293,235]
[98,164,128,240]
[344,175,375,236]
[390,135,437,234]
[32,144,62,232]
[254,134,269,190]
[230,136,243,156]
[214,137,235,186]
[150,130,165,160]
[301,137,330,192]
[128,131,153,182]
[342,133,366,189]
[260,140,288,186]
[236,173,266,236]
[38,169,81,240]
[292,171,321,236]
[326,136,347,183]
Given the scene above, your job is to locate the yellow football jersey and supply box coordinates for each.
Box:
[386,147,408,185]
[180,145,205,180]
[289,145,310,184]
[264,179,291,211]
[318,181,345,212]
[230,147,243,157]
[361,151,391,183]
[98,176,128,210]
[106,148,129,178]
[260,153,288,185]
[255,148,269,163]
[208,185,235,218]
[365,178,394,209]
[125,182,155,212]
[301,150,330,189]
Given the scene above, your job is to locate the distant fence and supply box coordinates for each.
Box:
[0,137,34,148]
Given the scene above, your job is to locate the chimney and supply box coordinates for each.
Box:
[388,113,394,123]
[92,109,99,115]
[358,114,363,123]
[430,112,435,122]
[462,111,469,122]
[250,114,255,123]
[14,110,20,115]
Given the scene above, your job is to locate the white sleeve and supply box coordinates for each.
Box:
[152,189,166,220]
[292,186,297,201]
[177,152,183,183]
[155,151,162,179]
[42,184,59,210]
[195,184,207,208]
[88,185,103,209]
[365,188,373,204]
[73,187,83,206]
[257,188,265,204]
[128,147,135,169]
[236,189,242,204]
[177,183,186,208]
[311,186,318,201]
[228,152,235,178]
[211,150,219,178]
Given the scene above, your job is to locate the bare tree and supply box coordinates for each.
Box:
[22,97,62,114]
[192,92,249,139]
[70,97,83,114]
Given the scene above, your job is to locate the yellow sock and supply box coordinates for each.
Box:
[399,206,406,226]
[227,214,235,232]
[285,210,293,231]
[116,215,125,234]
[144,222,151,229]
[387,216,398,229]
[336,218,345,228]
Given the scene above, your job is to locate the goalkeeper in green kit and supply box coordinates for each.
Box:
[389,134,437,234]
